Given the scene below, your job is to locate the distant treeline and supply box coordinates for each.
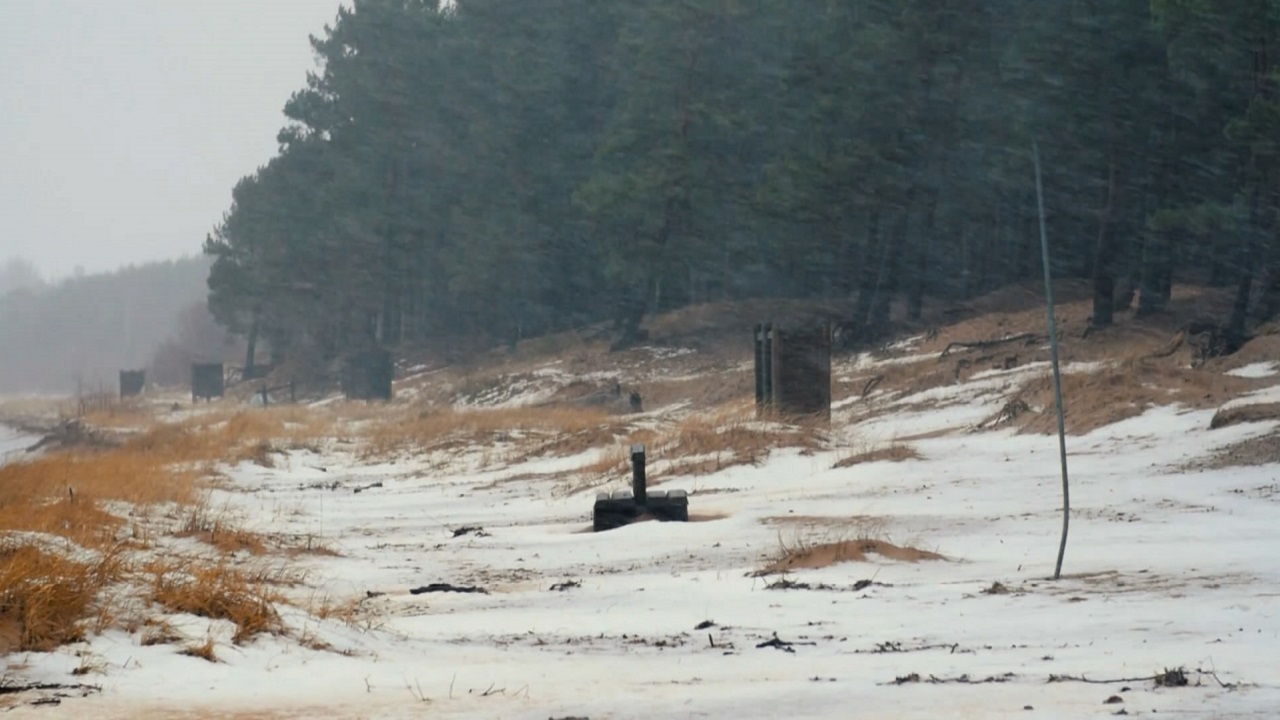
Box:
[0,256,232,395]
[206,1,1280,365]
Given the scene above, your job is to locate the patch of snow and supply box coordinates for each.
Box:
[638,346,696,359]
[1,424,36,466]
[1219,381,1280,411]
[844,350,931,371]
[887,334,926,351]
[1226,362,1279,379]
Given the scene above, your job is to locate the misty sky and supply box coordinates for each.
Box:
[1,1,341,280]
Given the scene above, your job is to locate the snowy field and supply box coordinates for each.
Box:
[4,362,1280,719]
[1,424,35,466]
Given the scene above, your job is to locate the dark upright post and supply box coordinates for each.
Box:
[754,323,764,409]
[631,443,647,507]
[764,323,775,409]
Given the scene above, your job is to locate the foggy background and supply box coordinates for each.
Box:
[1,1,338,394]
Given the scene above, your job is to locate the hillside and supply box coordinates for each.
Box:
[2,288,1279,718]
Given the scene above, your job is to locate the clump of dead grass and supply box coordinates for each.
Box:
[146,559,287,644]
[833,443,921,468]
[139,618,183,647]
[176,497,269,556]
[306,593,363,625]
[179,635,219,662]
[0,543,127,653]
[652,403,826,480]
[757,529,944,575]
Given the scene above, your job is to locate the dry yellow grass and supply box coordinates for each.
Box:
[177,497,269,556]
[566,402,826,489]
[652,402,826,481]
[80,398,157,429]
[146,559,287,644]
[139,618,183,647]
[757,531,943,575]
[179,635,219,662]
[0,543,126,653]
[575,428,661,479]
[362,404,626,462]
[1009,358,1259,435]
[0,405,350,657]
[0,408,339,546]
[833,443,922,468]
[306,592,363,626]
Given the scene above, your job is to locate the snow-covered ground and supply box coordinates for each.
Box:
[6,363,1280,719]
[0,424,35,466]
[1226,362,1279,379]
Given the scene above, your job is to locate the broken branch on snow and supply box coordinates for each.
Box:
[939,332,1040,359]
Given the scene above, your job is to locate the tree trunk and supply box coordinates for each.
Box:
[869,203,911,338]
[833,220,856,297]
[908,187,938,320]
[1260,207,1280,321]
[1228,183,1264,350]
[244,313,260,375]
[1091,152,1120,328]
[1137,228,1172,316]
[853,210,883,328]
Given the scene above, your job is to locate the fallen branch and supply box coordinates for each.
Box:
[939,332,1039,359]
[0,680,102,696]
[887,672,1016,685]
[859,641,967,655]
[409,583,488,595]
[1047,667,1216,688]
[756,633,817,653]
[860,375,884,399]
[1047,673,1158,685]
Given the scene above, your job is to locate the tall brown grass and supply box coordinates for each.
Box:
[653,403,826,480]
[832,443,922,468]
[0,406,339,656]
[146,559,288,644]
[0,543,126,653]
